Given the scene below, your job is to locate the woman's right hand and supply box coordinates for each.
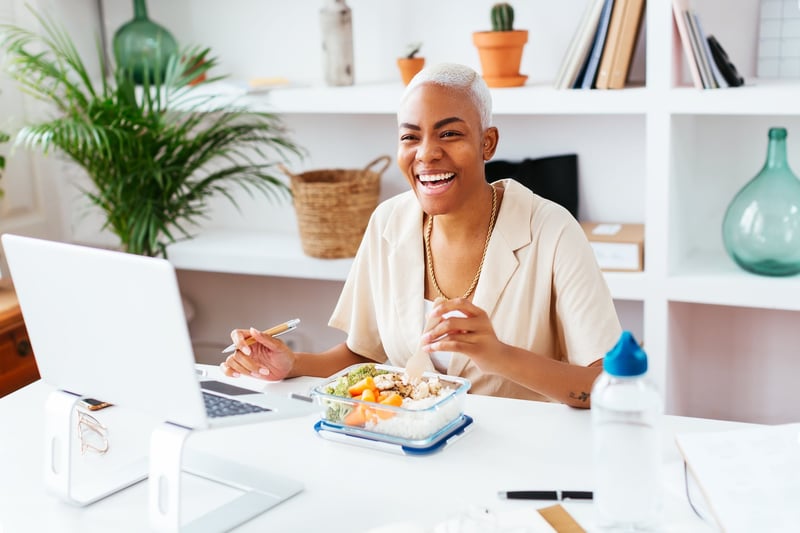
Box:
[220,327,297,381]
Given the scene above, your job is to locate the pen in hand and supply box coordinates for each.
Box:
[221,318,300,354]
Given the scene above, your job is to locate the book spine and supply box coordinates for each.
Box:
[554,0,608,89]
[671,0,703,88]
[684,9,714,88]
[606,0,646,89]
[693,12,728,88]
[595,0,628,90]
[580,0,616,89]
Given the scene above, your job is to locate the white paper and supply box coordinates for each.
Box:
[591,223,622,236]
[675,423,800,533]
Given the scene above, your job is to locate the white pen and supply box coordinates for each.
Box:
[221,318,300,354]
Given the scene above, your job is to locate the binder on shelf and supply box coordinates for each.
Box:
[672,0,703,88]
[605,0,646,89]
[707,34,744,87]
[580,222,644,272]
[554,0,607,89]
[578,0,616,89]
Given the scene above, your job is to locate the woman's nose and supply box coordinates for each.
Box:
[416,137,442,162]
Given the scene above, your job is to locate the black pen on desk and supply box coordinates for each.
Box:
[498,490,593,501]
[221,318,300,354]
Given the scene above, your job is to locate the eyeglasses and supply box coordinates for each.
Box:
[76,409,109,455]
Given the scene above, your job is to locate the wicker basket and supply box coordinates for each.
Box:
[285,156,390,258]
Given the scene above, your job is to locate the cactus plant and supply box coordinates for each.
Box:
[491,3,514,32]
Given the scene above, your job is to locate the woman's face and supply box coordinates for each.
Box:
[397,83,497,216]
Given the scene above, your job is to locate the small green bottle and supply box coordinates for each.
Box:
[112,0,178,84]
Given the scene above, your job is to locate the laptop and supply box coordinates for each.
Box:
[2,233,318,429]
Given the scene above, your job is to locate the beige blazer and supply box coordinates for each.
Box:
[329,179,621,401]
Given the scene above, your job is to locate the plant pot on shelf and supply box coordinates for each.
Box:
[397,57,425,85]
[472,30,528,88]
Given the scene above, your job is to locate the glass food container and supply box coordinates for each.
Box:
[310,363,471,446]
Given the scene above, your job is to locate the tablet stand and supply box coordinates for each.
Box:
[43,389,148,505]
[148,422,303,533]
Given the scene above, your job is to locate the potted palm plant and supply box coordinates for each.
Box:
[472,2,528,87]
[0,10,303,257]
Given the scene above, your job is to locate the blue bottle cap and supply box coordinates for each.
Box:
[603,331,648,377]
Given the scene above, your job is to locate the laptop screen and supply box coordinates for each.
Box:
[2,234,209,427]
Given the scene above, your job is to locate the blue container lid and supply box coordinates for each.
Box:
[603,331,648,377]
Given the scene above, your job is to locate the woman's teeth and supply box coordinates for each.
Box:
[419,173,455,183]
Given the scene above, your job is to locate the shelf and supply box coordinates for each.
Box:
[191,81,651,116]
[669,80,800,115]
[166,230,353,282]
[191,79,800,118]
[667,251,800,311]
[166,230,645,300]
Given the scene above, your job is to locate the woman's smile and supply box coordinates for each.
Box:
[417,172,456,194]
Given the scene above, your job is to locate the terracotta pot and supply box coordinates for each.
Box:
[472,30,529,88]
[397,57,425,85]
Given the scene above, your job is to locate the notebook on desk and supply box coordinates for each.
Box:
[1,233,317,429]
[676,422,800,533]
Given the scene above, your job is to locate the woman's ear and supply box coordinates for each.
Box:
[482,127,499,161]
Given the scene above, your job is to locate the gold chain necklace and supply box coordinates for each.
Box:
[424,185,498,300]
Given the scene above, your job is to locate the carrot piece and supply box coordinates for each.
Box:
[347,376,375,396]
[379,392,403,407]
[343,405,366,426]
[360,388,376,403]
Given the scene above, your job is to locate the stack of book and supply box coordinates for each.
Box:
[554,0,646,90]
[672,0,744,88]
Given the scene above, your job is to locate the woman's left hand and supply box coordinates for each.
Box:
[420,297,507,374]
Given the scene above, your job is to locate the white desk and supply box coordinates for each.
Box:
[0,366,748,532]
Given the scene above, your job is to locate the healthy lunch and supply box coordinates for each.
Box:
[314,363,469,441]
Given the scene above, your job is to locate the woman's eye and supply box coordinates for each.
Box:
[400,134,417,142]
[441,130,461,138]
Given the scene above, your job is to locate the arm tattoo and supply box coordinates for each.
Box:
[569,391,590,403]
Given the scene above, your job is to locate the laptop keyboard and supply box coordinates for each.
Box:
[202,391,271,418]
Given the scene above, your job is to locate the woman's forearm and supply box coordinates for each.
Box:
[289,342,374,378]
[494,344,603,408]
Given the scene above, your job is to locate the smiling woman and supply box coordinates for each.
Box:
[220,63,621,409]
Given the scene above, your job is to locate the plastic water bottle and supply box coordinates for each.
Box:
[591,331,663,531]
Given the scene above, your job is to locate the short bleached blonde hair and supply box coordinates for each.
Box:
[399,63,493,130]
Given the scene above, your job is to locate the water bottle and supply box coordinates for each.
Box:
[591,331,663,531]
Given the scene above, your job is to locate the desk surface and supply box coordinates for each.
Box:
[0,366,748,533]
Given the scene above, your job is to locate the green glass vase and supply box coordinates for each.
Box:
[722,127,800,276]
[112,0,178,84]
